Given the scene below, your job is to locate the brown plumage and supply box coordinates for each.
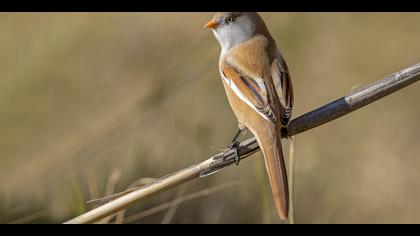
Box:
[206,12,293,220]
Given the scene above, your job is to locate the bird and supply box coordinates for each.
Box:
[204,12,294,220]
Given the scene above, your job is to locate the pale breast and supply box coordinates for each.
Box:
[225,35,273,79]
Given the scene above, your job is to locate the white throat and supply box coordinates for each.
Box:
[212,30,230,54]
[212,25,254,54]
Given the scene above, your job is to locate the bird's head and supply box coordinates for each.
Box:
[204,12,271,52]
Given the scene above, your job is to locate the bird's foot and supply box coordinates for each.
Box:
[228,141,241,166]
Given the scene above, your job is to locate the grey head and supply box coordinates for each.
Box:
[204,12,274,53]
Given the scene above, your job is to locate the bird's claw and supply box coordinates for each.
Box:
[228,141,241,166]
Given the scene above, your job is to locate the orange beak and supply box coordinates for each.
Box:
[204,19,219,29]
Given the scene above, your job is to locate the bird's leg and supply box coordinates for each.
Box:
[230,129,242,146]
[228,129,243,166]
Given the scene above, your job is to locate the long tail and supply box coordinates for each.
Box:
[254,124,289,220]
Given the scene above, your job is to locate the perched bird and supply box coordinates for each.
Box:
[205,12,294,220]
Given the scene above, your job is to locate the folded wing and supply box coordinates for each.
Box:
[220,62,276,122]
[271,55,294,126]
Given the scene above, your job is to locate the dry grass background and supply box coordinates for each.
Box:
[0,12,420,224]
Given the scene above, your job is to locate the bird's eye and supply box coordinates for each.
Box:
[225,16,234,24]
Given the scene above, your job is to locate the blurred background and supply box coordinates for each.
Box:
[0,12,419,224]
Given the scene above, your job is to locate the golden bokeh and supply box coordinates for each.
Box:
[0,13,420,223]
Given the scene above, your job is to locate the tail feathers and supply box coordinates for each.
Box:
[255,126,289,220]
